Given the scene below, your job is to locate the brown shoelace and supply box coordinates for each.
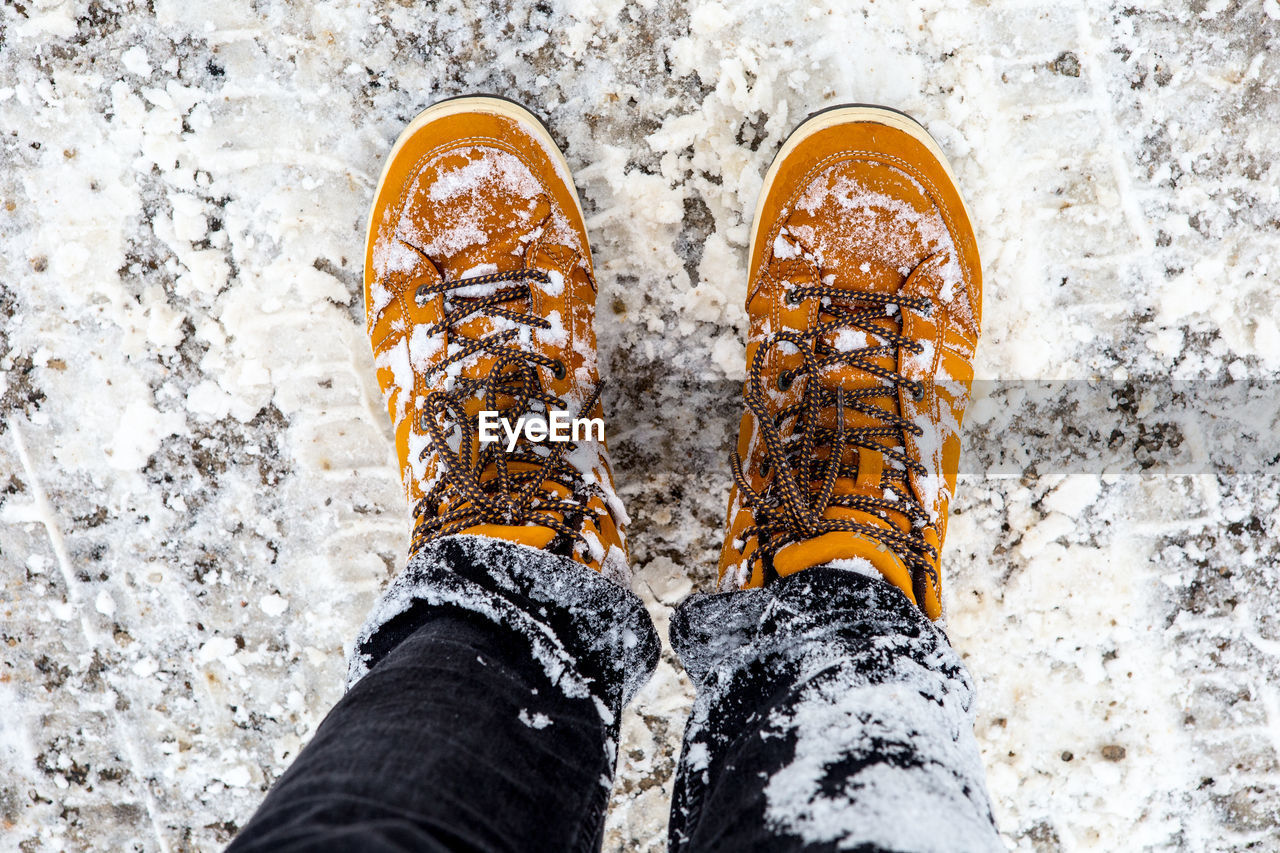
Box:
[407,268,604,558]
[732,264,940,586]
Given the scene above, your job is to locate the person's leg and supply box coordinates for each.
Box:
[668,567,999,853]
[230,95,655,851]
[231,535,658,852]
[681,103,999,851]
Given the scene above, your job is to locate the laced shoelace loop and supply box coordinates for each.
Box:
[406,267,604,557]
[733,266,940,585]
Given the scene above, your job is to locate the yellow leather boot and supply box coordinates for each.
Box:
[364,96,627,575]
[718,105,982,619]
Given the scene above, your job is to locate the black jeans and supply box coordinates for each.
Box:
[229,537,1000,852]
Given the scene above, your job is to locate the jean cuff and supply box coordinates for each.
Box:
[669,567,957,693]
[347,535,660,708]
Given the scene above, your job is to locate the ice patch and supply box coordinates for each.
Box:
[374,338,415,429]
[763,673,997,851]
[94,589,116,617]
[910,398,961,522]
[824,557,882,581]
[904,338,936,377]
[1042,475,1102,519]
[685,741,710,772]
[427,147,542,203]
[563,442,631,528]
[372,237,421,280]
[120,45,151,77]
[259,593,289,617]
[407,324,444,373]
[581,527,605,563]
[832,328,873,353]
[109,400,185,471]
[441,264,519,299]
[185,379,233,421]
[518,708,553,729]
[600,545,632,587]
[419,220,491,257]
[773,233,799,260]
[536,310,568,347]
[791,172,961,302]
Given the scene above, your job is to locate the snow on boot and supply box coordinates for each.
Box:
[718,105,982,619]
[364,96,629,578]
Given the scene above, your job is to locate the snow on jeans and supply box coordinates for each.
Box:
[228,537,1002,853]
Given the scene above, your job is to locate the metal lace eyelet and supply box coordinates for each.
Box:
[777,372,793,391]
[786,290,803,306]
[415,285,430,306]
[911,383,926,402]
[552,360,567,380]
[919,300,932,317]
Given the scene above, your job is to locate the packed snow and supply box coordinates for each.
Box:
[1,0,1278,851]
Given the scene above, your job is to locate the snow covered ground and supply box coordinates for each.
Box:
[2,0,1279,849]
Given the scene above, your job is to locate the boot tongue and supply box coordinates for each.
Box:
[453,477,566,555]
[809,264,914,527]
[771,509,918,606]
[779,224,905,441]
[459,523,557,549]
[773,242,918,602]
